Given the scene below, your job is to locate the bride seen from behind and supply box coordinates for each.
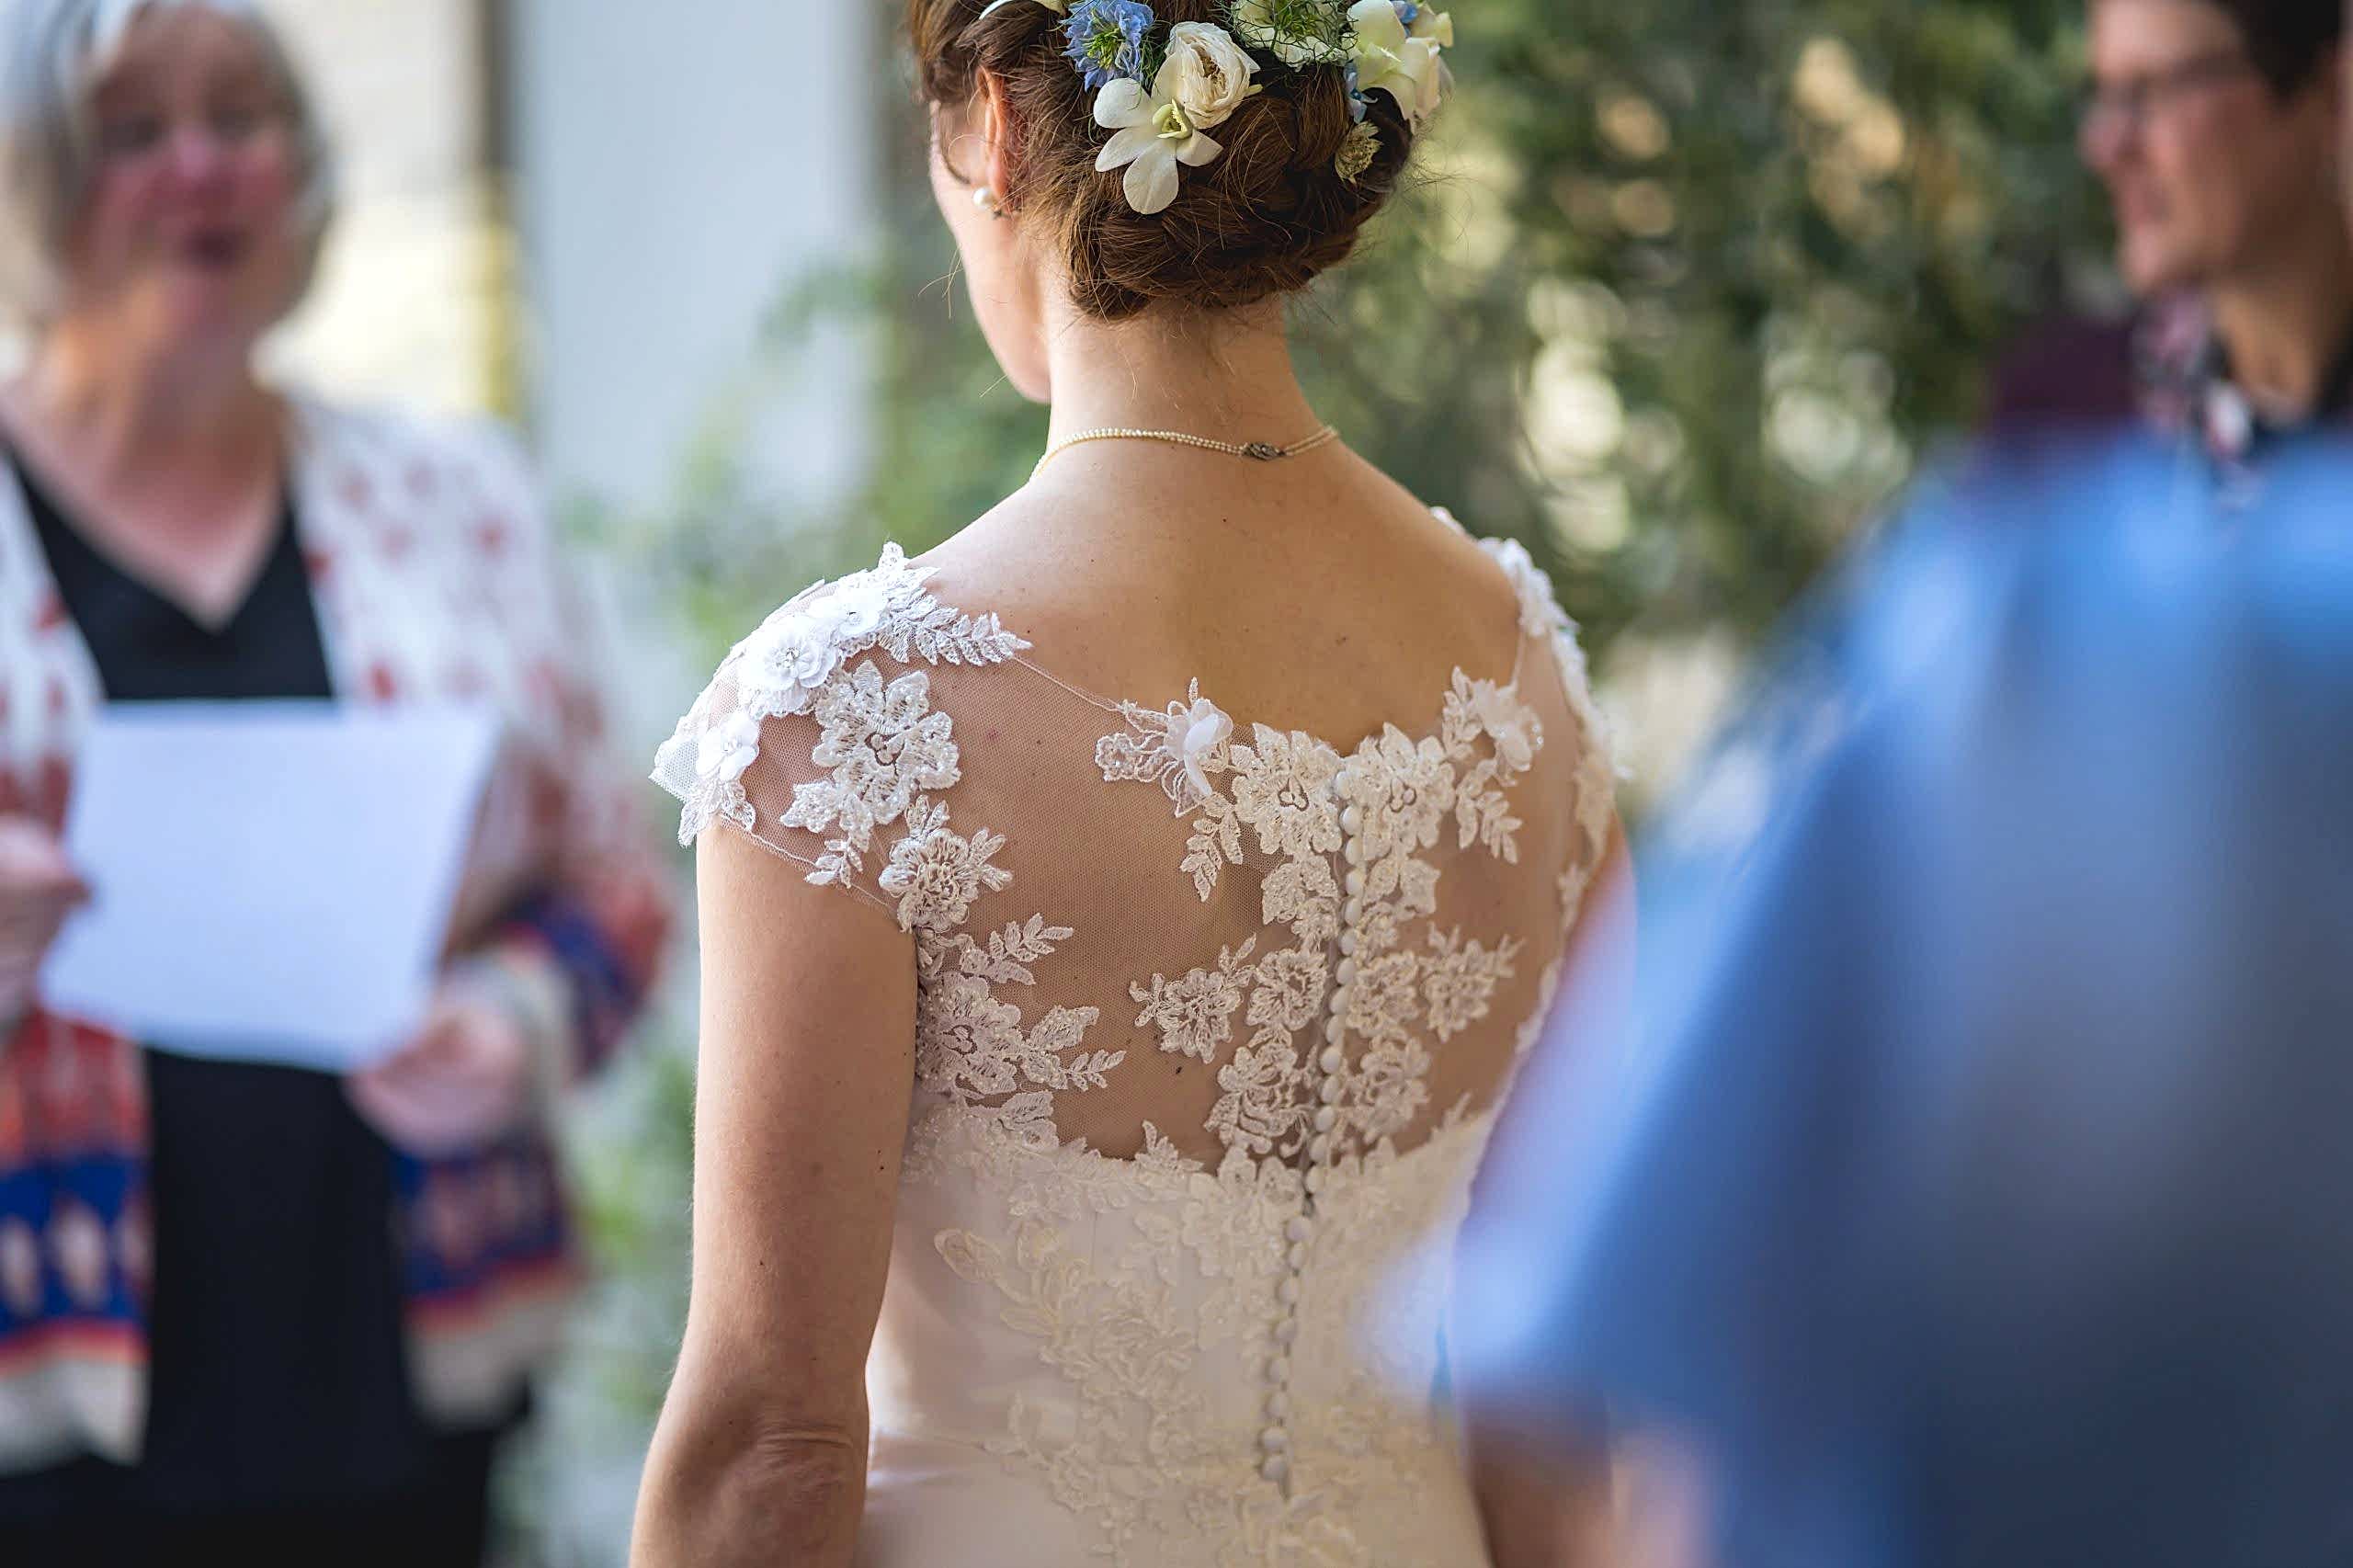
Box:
[632,3,1631,1564]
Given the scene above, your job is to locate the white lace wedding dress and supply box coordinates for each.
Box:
[653,517,1616,1567]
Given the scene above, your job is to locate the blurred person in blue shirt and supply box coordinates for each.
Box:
[1453,431,2353,1568]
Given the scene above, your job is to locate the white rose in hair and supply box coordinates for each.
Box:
[1095,24,1263,214]
[1161,22,1262,131]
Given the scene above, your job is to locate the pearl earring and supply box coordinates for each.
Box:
[972,185,1007,220]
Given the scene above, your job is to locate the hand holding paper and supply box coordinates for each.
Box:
[348,973,536,1155]
[40,702,503,1072]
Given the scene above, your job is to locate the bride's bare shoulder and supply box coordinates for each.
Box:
[910,488,1172,651]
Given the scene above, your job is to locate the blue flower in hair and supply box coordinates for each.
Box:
[1063,0,1155,90]
[1344,62,1369,121]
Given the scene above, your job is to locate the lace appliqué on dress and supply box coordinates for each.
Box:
[920,1103,1495,1565]
[914,924,1117,1108]
[780,662,961,885]
[654,543,1028,850]
[1090,665,1556,1181]
[892,653,1565,1558]
[1131,938,1259,1064]
[658,535,1620,1565]
[924,1110,1440,1566]
[656,541,1120,1155]
[1097,680,1234,814]
[1478,537,1621,860]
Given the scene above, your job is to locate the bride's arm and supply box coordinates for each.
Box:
[631,824,917,1568]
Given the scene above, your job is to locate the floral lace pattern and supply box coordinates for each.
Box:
[1422,926,1522,1041]
[914,920,1117,1107]
[779,663,961,883]
[1480,536,1620,868]
[1131,938,1259,1064]
[654,533,1617,1565]
[654,543,1028,852]
[1097,679,1233,812]
[909,1105,1487,1566]
[1093,651,1552,1172]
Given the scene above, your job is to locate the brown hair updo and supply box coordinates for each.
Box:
[910,0,1419,321]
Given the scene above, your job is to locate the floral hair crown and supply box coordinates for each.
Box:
[972,0,1453,215]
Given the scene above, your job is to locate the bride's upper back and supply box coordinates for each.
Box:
[656,456,1615,1171]
[926,448,1529,751]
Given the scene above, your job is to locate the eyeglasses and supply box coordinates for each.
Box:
[2080,49,2259,142]
[90,86,288,166]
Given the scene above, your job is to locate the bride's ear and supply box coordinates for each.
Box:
[976,68,1023,212]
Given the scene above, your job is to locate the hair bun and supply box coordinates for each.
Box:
[912,0,1429,320]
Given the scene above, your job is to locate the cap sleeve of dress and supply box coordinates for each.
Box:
[650,544,1031,917]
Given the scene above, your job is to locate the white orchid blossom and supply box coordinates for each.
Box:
[1094,23,1259,215]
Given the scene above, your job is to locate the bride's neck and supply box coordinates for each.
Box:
[1040,299,1322,446]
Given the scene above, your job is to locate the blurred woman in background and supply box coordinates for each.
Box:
[1990,0,2347,485]
[0,3,668,1562]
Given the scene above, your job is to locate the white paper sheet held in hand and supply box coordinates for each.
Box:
[41,702,501,1072]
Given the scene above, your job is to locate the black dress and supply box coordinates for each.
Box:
[0,460,499,1566]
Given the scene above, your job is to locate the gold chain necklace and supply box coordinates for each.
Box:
[1030,424,1340,483]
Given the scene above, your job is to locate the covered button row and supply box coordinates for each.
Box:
[1266,850,1367,1485]
[1260,1164,1327,1480]
[1260,1318,1302,1482]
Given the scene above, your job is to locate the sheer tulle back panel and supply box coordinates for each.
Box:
[655,541,1610,1173]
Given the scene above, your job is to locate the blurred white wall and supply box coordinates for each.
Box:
[510,0,877,516]
[265,0,502,415]
[262,0,879,518]
[255,0,882,765]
